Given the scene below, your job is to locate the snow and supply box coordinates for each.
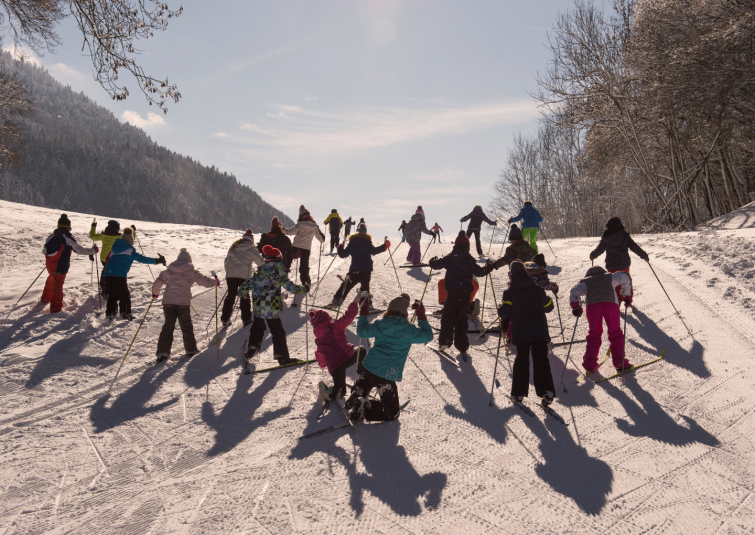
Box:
[1,198,755,534]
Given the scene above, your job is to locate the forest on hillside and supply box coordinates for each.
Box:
[0,52,293,231]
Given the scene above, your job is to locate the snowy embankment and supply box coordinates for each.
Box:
[1,198,754,534]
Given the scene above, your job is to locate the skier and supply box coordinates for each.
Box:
[309,292,367,401]
[430,222,443,243]
[220,229,263,328]
[323,209,343,254]
[398,220,407,243]
[343,216,354,238]
[569,265,633,372]
[152,248,218,362]
[102,227,165,321]
[508,201,543,254]
[492,225,537,269]
[525,253,559,294]
[344,293,433,422]
[404,208,434,265]
[460,205,498,257]
[327,223,389,308]
[258,217,295,272]
[428,232,497,358]
[41,214,98,313]
[497,260,556,405]
[243,245,309,366]
[89,218,121,296]
[283,205,326,295]
[589,217,649,274]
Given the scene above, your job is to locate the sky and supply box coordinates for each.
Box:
[7,0,565,242]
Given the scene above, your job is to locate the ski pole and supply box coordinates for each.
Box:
[420,240,433,263]
[205,288,228,333]
[558,316,579,392]
[554,291,565,342]
[411,268,433,324]
[2,265,46,323]
[623,302,628,359]
[486,271,513,375]
[471,318,501,343]
[539,226,556,259]
[134,232,156,282]
[312,249,339,303]
[486,225,496,255]
[334,274,350,320]
[108,297,154,392]
[488,331,503,406]
[212,271,220,360]
[316,237,323,283]
[95,255,102,310]
[498,222,512,256]
[480,271,489,327]
[383,241,401,266]
[647,262,680,314]
[385,235,403,293]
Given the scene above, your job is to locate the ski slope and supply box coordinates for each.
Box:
[1,198,755,535]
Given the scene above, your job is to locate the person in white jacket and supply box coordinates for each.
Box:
[283,205,325,290]
[221,229,264,327]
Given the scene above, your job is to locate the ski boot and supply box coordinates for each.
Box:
[106,314,117,321]
[155,353,170,364]
[318,381,333,403]
[459,352,469,362]
[276,355,299,366]
[244,345,259,363]
[221,319,232,329]
[542,391,555,406]
[184,350,201,359]
[121,313,135,321]
[432,307,445,317]
[512,395,524,403]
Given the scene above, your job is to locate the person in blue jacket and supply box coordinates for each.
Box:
[327,223,389,309]
[345,292,433,422]
[102,228,165,320]
[509,201,543,254]
[460,205,498,257]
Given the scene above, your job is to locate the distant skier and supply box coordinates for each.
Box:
[41,214,98,313]
[398,220,407,243]
[89,218,121,296]
[430,222,443,243]
[152,248,218,362]
[220,229,263,328]
[327,223,389,309]
[309,292,367,401]
[283,205,325,295]
[569,266,633,373]
[102,227,165,321]
[344,293,433,423]
[243,245,309,366]
[258,217,294,271]
[343,216,354,238]
[460,205,498,257]
[428,231,497,359]
[497,260,556,405]
[508,201,543,254]
[589,217,649,274]
[323,209,343,254]
[404,208,434,265]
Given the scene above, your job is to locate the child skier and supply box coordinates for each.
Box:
[492,225,537,269]
[283,204,325,292]
[460,205,498,257]
[89,218,121,296]
[327,223,389,309]
[102,227,165,320]
[497,260,556,405]
[344,293,433,422]
[589,216,649,274]
[309,292,367,402]
[323,209,343,254]
[343,217,354,238]
[42,214,98,313]
[525,253,559,294]
[569,266,633,372]
[428,231,497,358]
[398,220,407,243]
[221,229,263,328]
[404,208,434,265]
[152,248,218,362]
[509,201,543,254]
[258,217,295,272]
[430,222,443,243]
[244,245,309,366]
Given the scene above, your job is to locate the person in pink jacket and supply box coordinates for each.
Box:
[309,292,367,402]
[152,248,218,362]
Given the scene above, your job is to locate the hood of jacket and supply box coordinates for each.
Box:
[167,259,195,273]
[348,232,372,241]
[109,238,133,255]
[524,262,546,276]
[582,265,607,281]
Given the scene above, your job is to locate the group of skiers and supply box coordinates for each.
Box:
[38,201,650,423]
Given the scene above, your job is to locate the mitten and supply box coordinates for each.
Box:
[88,254,94,262]
[624,296,633,308]
[571,302,583,317]
[550,282,559,294]
[151,293,159,299]
[359,295,371,316]
[384,239,391,249]
[93,245,99,253]
[156,255,166,266]
[130,224,136,231]
[412,301,427,322]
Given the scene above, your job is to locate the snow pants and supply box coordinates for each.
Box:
[333,270,371,303]
[439,288,471,353]
[584,301,627,369]
[407,241,421,264]
[431,231,441,243]
[221,277,252,325]
[99,260,108,296]
[522,228,539,254]
[512,341,554,398]
[248,317,289,359]
[346,368,401,422]
[157,305,197,355]
[103,276,131,317]
[295,247,312,287]
[41,272,66,313]
[401,232,406,243]
[466,227,482,255]
[329,232,339,252]
[331,346,367,399]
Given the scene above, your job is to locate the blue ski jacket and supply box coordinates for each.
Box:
[510,205,543,230]
[102,239,156,278]
[357,315,433,382]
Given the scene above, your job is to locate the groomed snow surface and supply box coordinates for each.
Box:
[1,198,755,535]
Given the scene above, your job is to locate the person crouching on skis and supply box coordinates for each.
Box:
[569,266,633,373]
[152,248,218,362]
[327,223,389,309]
[244,245,309,366]
[344,293,433,423]
[498,261,556,405]
[309,292,368,402]
[221,229,263,329]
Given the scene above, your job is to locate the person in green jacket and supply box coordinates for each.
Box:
[90,218,122,296]
[344,292,433,423]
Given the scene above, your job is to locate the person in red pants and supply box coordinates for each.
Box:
[42,214,98,313]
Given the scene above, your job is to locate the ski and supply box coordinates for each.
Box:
[426,343,461,367]
[550,339,586,349]
[595,349,666,383]
[316,399,332,421]
[398,263,429,268]
[336,398,354,428]
[507,395,536,417]
[300,400,411,439]
[250,359,317,374]
[523,399,569,425]
[575,349,611,384]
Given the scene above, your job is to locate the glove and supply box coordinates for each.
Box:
[359,293,371,316]
[337,243,344,251]
[493,222,498,226]
[215,277,221,287]
[91,220,96,227]
[507,218,512,224]
[88,254,94,261]
[384,239,391,249]
[485,259,493,268]
[412,300,427,322]
[492,258,504,270]
[130,224,136,231]
[151,293,159,299]
[550,282,559,294]
[156,254,166,266]
[93,245,99,253]
[571,302,583,318]
[459,218,463,222]
[624,296,633,308]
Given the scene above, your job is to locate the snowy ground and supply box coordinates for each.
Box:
[1,198,755,535]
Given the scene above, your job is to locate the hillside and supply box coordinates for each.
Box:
[0,51,293,231]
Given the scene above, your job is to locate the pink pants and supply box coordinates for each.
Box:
[406,242,421,264]
[583,301,626,369]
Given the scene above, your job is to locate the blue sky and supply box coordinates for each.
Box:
[9,0,564,241]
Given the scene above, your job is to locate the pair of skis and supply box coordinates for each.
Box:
[301,399,411,440]
[573,348,666,384]
[426,343,461,366]
[507,395,569,426]
[240,338,316,375]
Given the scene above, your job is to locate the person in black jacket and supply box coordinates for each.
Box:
[257,217,294,271]
[589,217,649,273]
[460,205,498,257]
[343,217,354,238]
[328,223,389,308]
[428,231,497,358]
[498,260,556,405]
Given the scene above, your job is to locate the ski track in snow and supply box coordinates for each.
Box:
[1,199,755,534]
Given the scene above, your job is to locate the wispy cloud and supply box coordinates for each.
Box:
[120,110,166,129]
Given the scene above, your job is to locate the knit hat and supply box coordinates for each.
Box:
[262,244,282,260]
[176,248,192,263]
[454,231,470,250]
[122,227,134,246]
[299,205,310,217]
[509,260,528,281]
[308,309,331,327]
[533,253,546,267]
[387,293,411,318]
[57,214,71,228]
[605,217,625,234]
[243,229,254,242]
[524,201,533,206]
[331,209,337,213]
[106,220,120,231]
[357,223,367,234]
[416,206,424,214]
[270,216,282,229]
[509,224,523,241]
